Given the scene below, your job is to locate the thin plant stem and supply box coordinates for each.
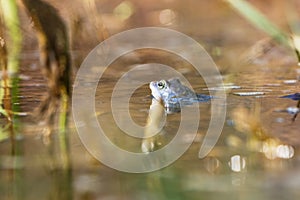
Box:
[59,88,71,170]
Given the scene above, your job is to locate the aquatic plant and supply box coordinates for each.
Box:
[21,0,72,170]
[226,0,300,62]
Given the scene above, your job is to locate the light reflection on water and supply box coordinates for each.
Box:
[229,155,246,172]
[2,62,300,199]
[82,59,299,199]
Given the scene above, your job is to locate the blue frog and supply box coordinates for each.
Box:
[149,78,212,113]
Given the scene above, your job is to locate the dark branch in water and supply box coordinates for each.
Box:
[21,0,71,121]
[21,0,72,171]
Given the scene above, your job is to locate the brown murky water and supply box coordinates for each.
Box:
[1,0,300,200]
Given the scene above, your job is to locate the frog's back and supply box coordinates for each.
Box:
[168,78,196,99]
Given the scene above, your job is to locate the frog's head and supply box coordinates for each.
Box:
[149,79,170,101]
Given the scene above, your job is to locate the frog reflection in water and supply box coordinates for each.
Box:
[149,78,212,113]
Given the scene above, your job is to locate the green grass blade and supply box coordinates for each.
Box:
[0,0,22,74]
[226,0,292,47]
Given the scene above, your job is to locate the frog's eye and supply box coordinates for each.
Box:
[157,80,166,89]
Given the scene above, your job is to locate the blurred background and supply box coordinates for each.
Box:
[1,0,300,199]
